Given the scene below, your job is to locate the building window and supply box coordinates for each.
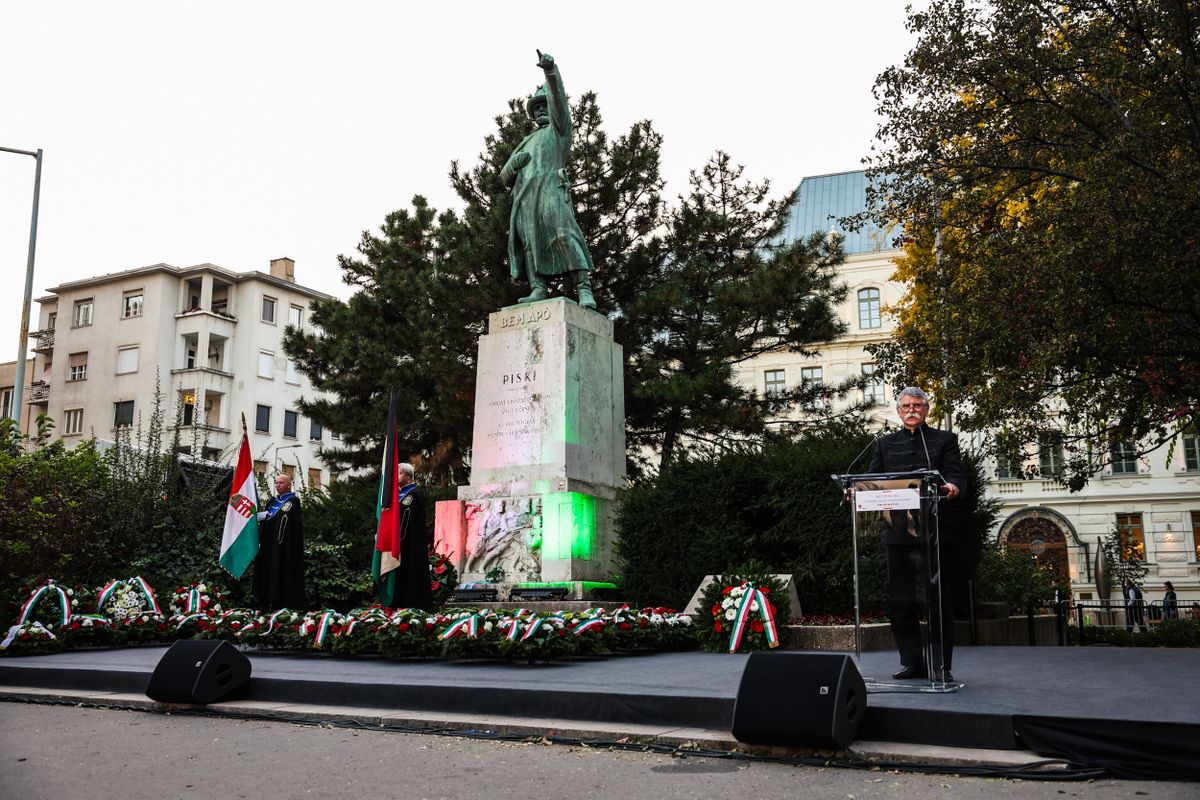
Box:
[47,312,57,330]
[116,345,139,375]
[262,295,277,324]
[67,352,88,382]
[1115,512,1146,562]
[1192,511,1200,561]
[0,389,12,420]
[801,366,824,408]
[253,459,268,479]
[857,288,881,329]
[281,463,296,478]
[1110,441,1139,474]
[286,359,301,385]
[284,410,298,438]
[308,467,322,490]
[64,408,84,435]
[1039,439,1064,477]
[258,350,275,379]
[331,430,340,441]
[255,404,271,433]
[310,421,323,442]
[764,369,786,397]
[996,453,1022,480]
[289,304,303,328]
[122,290,143,319]
[861,363,884,406]
[113,400,135,428]
[73,299,94,328]
[1183,435,1200,472]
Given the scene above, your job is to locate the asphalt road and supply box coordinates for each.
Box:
[0,702,1192,799]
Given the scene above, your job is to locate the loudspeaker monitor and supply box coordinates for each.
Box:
[732,652,866,749]
[145,639,252,704]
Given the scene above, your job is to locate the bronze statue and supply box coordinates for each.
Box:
[500,51,597,310]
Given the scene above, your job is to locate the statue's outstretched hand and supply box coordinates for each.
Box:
[513,151,531,171]
[536,49,554,70]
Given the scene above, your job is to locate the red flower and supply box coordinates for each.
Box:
[618,622,631,630]
[434,565,446,575]
[760,587,770,595]
[425,622,434,630]
[751,619,764,633]
[431,581,441,591]
[638,618,649,628]
[722,586,733,595]
[711,603,721,615]
[713,622,723,632]
[398,623,410,632]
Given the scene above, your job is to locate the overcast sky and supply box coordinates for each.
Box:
[0,1,916,362]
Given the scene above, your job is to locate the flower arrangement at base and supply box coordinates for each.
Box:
[561,610,611,656]
[436,609,503,659]
[497,611,580,661]
[606,606,695,652]
[168,582,229,617]
[169,612,217,640]
[429,551,459,609]
[330,606,391,656]
[115,611,170,645]
[0,621,65,656]
[195,609,258,641]
[98,577,167,645]
[298,610,347,651]
[253,609,305,650]
[62,614,119,647]
[697,569,789,654]
[374,608,441,659]
[11,579,86,633]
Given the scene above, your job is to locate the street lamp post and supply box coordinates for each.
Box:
[1,145,43,435]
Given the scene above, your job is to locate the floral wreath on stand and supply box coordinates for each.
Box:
[168,581,229,617]
[429,550,459,609]
[697,569,789,654]
[11,579,85,632]
[97,577,167,644]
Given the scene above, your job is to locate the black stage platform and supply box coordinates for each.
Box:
[3,645,1198,777]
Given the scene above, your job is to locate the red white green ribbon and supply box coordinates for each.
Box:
[572,618,605,636]
[71,614,111,627]
[186,589,201,612]
[313,612,336,648]
[727,582,780,653]
[18,582,71,627]
[264,609,289,635]
[505,618,524,640]
[440,615,479,640]
[175,613,207,631]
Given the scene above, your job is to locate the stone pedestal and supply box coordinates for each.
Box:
[434,298,625,585]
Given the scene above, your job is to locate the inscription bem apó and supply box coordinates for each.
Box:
[498,307,553,329]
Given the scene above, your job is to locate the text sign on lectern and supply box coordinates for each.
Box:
[855,489,920,511]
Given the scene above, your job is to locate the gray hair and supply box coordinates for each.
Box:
[399,462,415,478]
[895,387,930,407]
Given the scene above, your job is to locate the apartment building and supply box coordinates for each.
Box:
[26,257,338,489]
[0,357,36,437]
[753,170,1200,605]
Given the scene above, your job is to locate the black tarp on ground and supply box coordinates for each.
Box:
[1014,715,1200,781]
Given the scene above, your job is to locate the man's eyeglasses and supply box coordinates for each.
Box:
[898,403,928,411]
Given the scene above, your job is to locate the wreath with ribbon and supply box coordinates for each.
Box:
[168,581,229,616]
[698,570,789,653]
[97,577,162,621]
[13,579,84,631]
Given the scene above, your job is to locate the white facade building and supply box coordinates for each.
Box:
[750,170,1200,607]
[26,257,339,489]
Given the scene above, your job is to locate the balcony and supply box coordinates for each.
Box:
[31,329,54,354]
[26,381,49,404]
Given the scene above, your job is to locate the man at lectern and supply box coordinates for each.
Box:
[868,387,966,682]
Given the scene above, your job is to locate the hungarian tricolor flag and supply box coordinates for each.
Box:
[219,419,260,578]
[373,388,402,606]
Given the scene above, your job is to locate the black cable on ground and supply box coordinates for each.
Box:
[1,696,1109,781]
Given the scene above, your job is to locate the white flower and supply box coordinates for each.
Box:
[198,584,207,591]
[82,618,93,627]
[484,621,494,631]
[750,601,759,612]
[66,588,74,596]
[71,599,79,606]
[724,609,737,621]
[213,604,222,612]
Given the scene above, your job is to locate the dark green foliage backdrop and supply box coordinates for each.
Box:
[616,426,997,616]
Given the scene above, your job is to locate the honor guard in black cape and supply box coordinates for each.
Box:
[393,463,435,610]
[254,473,307,611]
[868,387,967,683]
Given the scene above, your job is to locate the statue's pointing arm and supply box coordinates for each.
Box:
[537,51,571,139]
